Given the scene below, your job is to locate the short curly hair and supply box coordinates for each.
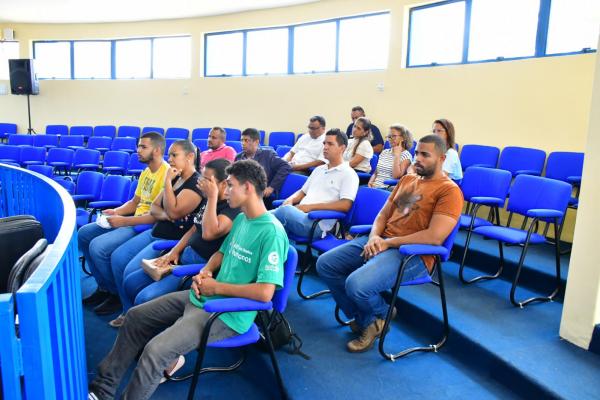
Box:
[226,159,267,196]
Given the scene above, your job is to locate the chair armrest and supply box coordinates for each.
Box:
[399,244,448,257]
[307,210,347,220]
[88,200,123,209]
[204,298,273,313]
[515,169,541,176]
[71,194,94,202]
[470,196,505,207]
[272,199,285,207]
[526,209,564,219]
[356,172,372,179]
[383,179,398,186]
[349,225,372,235]
[152,240,179,251]
[567,176,581,184]
[133,224,153,233]
[172,263,205,277]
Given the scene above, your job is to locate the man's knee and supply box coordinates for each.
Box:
[345,273,371,301]
[316,251,335,278]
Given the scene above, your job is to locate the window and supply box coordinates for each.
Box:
[246,28,288,75]
[74,41,111,79]
[115,39,151,79]
[468,0,539,61]
[408,1,466,66]
[205,32,243,76]
[0,41,19,80]
[293,22,336,73]
[153,36,191,79]
[339,13,390,71]
[546,0,600,55]
[34,42,71,79]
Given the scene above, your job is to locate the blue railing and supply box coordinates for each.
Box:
[0,164,87,399]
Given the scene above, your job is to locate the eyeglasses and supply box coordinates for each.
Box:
[386,135,402,139]
[307,126,320,131]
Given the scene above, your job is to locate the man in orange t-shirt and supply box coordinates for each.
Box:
[317,134,463,353]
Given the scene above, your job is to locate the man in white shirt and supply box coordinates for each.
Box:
[284,116,327,174]
[273,128,359,238]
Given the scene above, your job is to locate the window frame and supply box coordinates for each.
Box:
[406,0,597,69]
[203,11,391,77]
[0,40,20,80]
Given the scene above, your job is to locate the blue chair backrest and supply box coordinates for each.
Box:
[460,167,512,203]
[272,246,298,313]
[268,131,295,149]
[142,126,165,136]
[277,173,308,199]
[276,145,292,158]
[128,179,139,199]
[259,130,265,145]
[0,123,18,135]
[59,135,84,148]
[165,127,189,140]
[111,137,137,152]
[227,141,242,153]
[224,128,241,142]
[118,125,141,138]
[75,171,104,199]
[20,146,45,164]
[70,126,93,138]
[94,125,116,139]
[164,138,177,154]
[33,134,59,148]
[498,146,546,177]
[440,222,461,262]
[28,164,54,177]
[349,187,390,226]
[103,150,129,168]
[74,148,101,166]
[55,178,75,194]
[47,148,75,165]
[87,136,112,150]
[192,128,211,141]
[127,153,146,171]
[369,154,379,173]
[545,151,584,183]
[8,134,34,146]
[193,139,209,152]
[409,140,417,157]
[460,144,500,170]
[46,125,68,136]
[100,175,131,202]
[0,145,21,162]
[507,175,572,223]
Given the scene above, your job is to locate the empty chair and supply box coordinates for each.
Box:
[59,135,85,151]
[77,175,131,227]
[19,146,46,167]
[45,124,68,136]
[259,130,266,145]
[460,144,500,171]
[0,123,18,142]
[118,125,141,139]
[192,139,209,152]
[70,126,93,141]
[8,134,34,146]
[276,145,292,158]
[73,148,101,172]
[0,145,21,164]
[127,153,146,177]
[28,164,54,178]
[268,131,295,149]
[71,171,104,206]
[498,146,546,177]
[227,140,243,153]
[165,127,189,140]
[191,128,211,141]
[142,126,164,136]
[111,137,137,153]
[33,134,59,149]
[102,151,129,175]
[87,136,112,154]
[545,151,584,209]
[224,128,241,141]
[54,178,76,194]
[46,148,75,174]
[94,125,117,139]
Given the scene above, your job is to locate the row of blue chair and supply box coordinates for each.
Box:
[5,134,139,153]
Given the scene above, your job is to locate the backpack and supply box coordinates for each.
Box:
[256,310,310,360]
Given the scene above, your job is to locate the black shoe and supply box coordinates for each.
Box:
[83,288,110,306]
[94,294,122,316]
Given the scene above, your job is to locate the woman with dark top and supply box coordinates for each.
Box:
[109,140,203,327]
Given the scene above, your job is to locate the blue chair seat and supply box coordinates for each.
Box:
[356,172,372,179]
[152,240,179,251]
[311,234,348,253]
[208,324,260,348]
[459,215,493,229]
[287,233,310,244]
[472,226,546,244]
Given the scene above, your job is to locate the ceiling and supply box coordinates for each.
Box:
[0,0,320,24]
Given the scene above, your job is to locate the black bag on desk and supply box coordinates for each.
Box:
[0,215,44,293]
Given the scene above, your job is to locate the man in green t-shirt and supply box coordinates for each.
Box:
[89,160,289,400]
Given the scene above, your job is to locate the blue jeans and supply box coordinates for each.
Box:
[80,223,137,293]
[272,205,323,239]
[316,235,429,329]
[123,246,206,311]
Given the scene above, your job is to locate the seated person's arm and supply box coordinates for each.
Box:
[200,281,276,303]
[201,181,235,240]
[150,191,170,221]
[283,150,295,162]
[368,172,378,187]
[296,198,353,213]
[348,154,366,169]
[372,143,383,154]
[163,178,203,220]
[392,159,412,179]
[291,159,325,172]
[105,195,157,228]
[110,195,140,216]
[154,225,196,267]
[283,189,306,206]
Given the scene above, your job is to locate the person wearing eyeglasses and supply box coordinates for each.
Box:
[283,115,327,174]
[369,124,414,188]
[432,119,462,181]
[345,106,384,154]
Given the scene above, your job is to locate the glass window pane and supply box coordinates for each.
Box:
[547,0,600,54]
[468,0,540,61]
[34,42,71,79]
[153,36,191,79]
[339,14,391,71]
[74,41,111,79]
[0,42,19,80]
[205,33,243,76]
[408,2,465,66]
[246,28,288,75]
[115,39,151,79]
[293,22,336,73]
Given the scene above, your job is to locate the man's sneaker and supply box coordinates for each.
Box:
[83,288,110,306]
[108,314,125,328]
[160,355,185,383]
[347,319,385,353]
[93,294,122,316]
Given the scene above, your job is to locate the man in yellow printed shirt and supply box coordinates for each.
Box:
[79,132,169,314]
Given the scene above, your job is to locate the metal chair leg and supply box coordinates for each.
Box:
[187,313,219,400]
[80,256,92,276]
[334,305,353,326]
[296,221,331,300]
[258,311,288,400]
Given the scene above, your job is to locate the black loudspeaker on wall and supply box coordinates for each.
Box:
[9,59,39,95]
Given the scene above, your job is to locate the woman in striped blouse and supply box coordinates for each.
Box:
[368,124,413,188]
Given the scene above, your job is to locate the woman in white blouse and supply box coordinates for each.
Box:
[344,117,374,173]
[368,124,413,188]
[432,118,463,181]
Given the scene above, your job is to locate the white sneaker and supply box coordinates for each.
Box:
[160,355,185,383]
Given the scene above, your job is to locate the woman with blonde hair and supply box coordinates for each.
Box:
[369,124,413,188]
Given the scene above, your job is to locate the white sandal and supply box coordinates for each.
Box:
[160,355,185,384]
